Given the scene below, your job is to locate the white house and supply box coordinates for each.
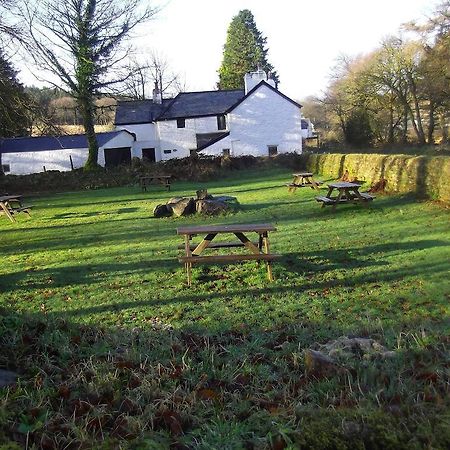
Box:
[0,71,304,175]
[115,70,303,161]
[0,130,135,175]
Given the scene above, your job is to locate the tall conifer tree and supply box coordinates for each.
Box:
[218,9,279,90]
[0,52,30,138]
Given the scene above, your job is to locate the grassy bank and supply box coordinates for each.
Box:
[1,168,449,449]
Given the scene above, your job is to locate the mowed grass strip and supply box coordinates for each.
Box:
[0,168,449,449]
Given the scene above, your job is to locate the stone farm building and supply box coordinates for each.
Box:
[0,71,303,175]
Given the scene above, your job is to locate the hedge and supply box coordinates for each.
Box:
[303,153,450,202]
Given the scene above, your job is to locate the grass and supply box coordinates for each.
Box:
[0,167,449,449]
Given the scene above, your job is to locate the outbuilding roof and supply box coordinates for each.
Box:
[0,130,134,154]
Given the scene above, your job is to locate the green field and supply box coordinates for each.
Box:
[1,168,449,449]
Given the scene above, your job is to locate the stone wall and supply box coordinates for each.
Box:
[303,153,450,202]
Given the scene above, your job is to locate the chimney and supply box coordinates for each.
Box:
[244,69,274,94]
[152,80,162,104]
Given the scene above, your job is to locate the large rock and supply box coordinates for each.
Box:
[304,349,341,379]
[169,197,195,217]
[153,204,172,218]
[196,189,213,200]
[196,199,230,215]
[319,336,396,360]
[0,369,18,388]
[213,195,238,205]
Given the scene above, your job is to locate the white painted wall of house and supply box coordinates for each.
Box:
[2,132,134,175]
[115,123,160,160]
[202,84,302,157]
[157,116,223,160]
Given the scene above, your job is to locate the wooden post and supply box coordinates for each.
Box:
[43,166,46,172]
[263,232,274,281]
[184,234,192,286]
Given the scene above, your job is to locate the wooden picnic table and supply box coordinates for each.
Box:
[315,182,375,210]
[139,175,172,192]
[0,195,33,223]
[177,223,280,286]
[287,172,321,192]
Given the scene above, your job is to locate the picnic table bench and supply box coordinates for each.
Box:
[287,172,322,192]
[315,182,375,210]
[177,223,280,285]
[139,175,172,192]
[0,195,33,223]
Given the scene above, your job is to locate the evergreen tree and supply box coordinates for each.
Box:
[218,9,279,90]
[0,51,30,138]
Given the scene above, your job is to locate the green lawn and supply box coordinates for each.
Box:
[1,168,449,449]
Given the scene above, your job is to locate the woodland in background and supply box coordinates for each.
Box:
[302,1,449,149]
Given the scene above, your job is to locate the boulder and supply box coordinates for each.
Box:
[153,204,172,218]
[196,189,213,200]
[196,199,230,215]
[319,336,396,360]
[304,349,341,379]
[213,195,239,205]
[169,197,195,217]
[167,197,184,205]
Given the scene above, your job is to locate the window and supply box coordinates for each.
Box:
[163,149,172,154]
[217,115,227,130]
[268,145,278,157]
[177,118,185,128]
[222,149,230,157]
[2,164,10,173]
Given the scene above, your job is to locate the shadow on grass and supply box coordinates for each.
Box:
[1,302,448,449]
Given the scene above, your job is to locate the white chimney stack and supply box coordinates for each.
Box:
[244,69,275,94]
[152,80,162,104]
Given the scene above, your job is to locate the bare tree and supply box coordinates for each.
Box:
[18,0,159,169]
[123,52,185,100]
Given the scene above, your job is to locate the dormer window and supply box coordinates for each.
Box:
[177,118,185,128]
[217,115,226,130]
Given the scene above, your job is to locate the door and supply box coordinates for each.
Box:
[104,147,131,167]
[142,148,156,162]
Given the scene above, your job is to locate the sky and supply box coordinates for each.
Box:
[18,0,437,101]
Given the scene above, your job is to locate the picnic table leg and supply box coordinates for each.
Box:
[350,188,368,206]
[0,202,15,223]
[332,189,344,211]
[262,232,274,282]
[309,177,319,190]
[184,235,193,286]
[324,187,334,208]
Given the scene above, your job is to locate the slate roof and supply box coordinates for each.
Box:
[114,81,301,125]
[0,131,134,154]
[157,90,245,120]
[196,132,230,151]
[114,99,172,125]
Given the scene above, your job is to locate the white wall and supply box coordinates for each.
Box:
[98,132,135,165]
[115,124,160,160]
[202,84,302,157]
[2,149,88,175]
[3,132,135,175]
[157,116,223,160]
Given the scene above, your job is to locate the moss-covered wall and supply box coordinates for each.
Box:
[303,153,450,202]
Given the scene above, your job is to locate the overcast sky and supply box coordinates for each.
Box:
[18,0,437,101]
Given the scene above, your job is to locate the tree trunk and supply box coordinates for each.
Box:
[427,100,435,144]
[407,75,426,145]
[402,104,408,144]
[388,99,394,144]
[79,95,100,170]
[441,111,449,143]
